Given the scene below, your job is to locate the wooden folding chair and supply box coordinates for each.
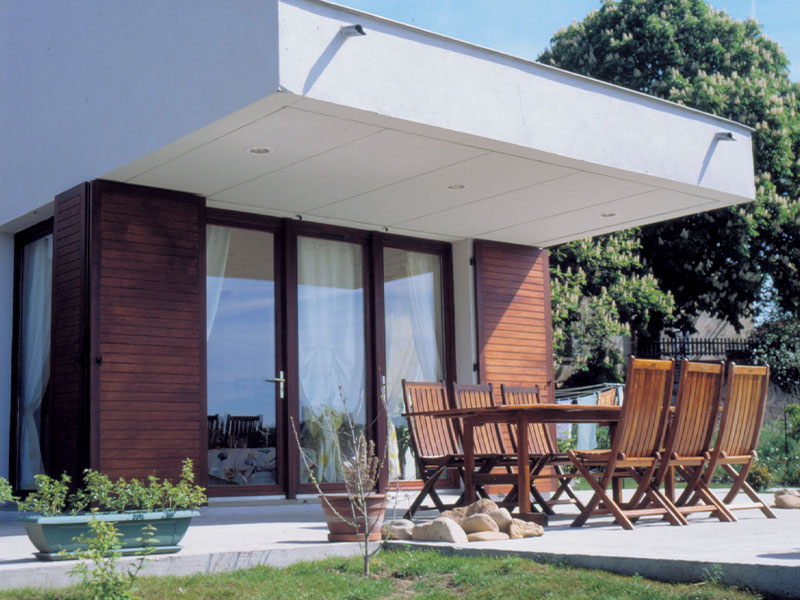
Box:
[567,357,686,529]
[500,384,584,514]
[401,380,465,519]
[225,415,263,448]
[451,383,519,506]
[650,360,735,522]
[697,363,776,519]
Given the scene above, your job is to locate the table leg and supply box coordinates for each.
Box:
[463,417,476,505]
[517,412,530,514]
[608,422,623,503]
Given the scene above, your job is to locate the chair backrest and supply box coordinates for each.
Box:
[452,383,507,455]
[665,360,724,459]
[500,384,557,455]
[712,363,770,458]
[226,415,263,448]
[611,357,675,459]
[402,380,461,460]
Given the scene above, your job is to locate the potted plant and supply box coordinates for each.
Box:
[0,458,205,561]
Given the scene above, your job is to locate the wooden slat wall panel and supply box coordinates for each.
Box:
[47,184,89,481]
[474,240,555,401]
[474,240,556,490]
[93,182,204,481]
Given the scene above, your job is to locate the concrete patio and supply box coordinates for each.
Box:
[1,489,798,598]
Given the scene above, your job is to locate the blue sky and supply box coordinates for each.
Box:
[340,0,799,82]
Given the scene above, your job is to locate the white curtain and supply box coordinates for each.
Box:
[19,235,52,489]
[383,250,443,480]
[297,237,365,482]
[206,225,231,340]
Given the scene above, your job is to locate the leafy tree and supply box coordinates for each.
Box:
[540,0,800,353]
[747,312,800,394]
[551,229,674,383]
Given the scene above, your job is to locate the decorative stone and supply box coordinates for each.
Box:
[775,490,800,509]
[412,517,468,543]
[460,513,499,534]
[467,531,510,542]
[382,519,415,540]
[487,508,512,532]
[440,499,499,525]
[508,518,544,539]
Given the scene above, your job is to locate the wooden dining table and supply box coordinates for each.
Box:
[432,403,623,524]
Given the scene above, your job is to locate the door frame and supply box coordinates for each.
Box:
[204,210,457,498]
[205,209,286,497]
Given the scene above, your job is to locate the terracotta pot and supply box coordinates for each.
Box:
[319,494,386,542]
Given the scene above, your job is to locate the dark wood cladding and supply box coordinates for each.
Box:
[90,181,205,482]
[474,240,555,403]
[47,184,90,482]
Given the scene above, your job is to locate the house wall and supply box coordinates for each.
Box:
[90,182,205,481]
[0,0,280,230]
[0,234,13,479]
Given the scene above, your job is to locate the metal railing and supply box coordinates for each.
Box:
[637,337,752,359]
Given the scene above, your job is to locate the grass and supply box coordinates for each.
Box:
[0,548,765,600]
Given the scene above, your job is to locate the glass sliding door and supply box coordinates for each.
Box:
[297,236,366,483]
[383,248,444,481]
[16,234,53,490]
[206,225,279,487]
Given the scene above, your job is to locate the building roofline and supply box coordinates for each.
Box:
[302,0,755,133]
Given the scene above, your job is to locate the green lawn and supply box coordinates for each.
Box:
[0,548,764,600]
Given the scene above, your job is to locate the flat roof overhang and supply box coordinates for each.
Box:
[97,0,756,247]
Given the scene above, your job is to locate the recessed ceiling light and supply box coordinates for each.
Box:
[446,184,466,190]
[248,146,272,155]
[601,212,616,218]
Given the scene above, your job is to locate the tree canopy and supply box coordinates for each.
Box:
[539,0,800,380]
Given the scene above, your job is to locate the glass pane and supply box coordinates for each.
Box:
[17,234,53,490]
[206,226,277,486]
[383,248,444,481]
[297,236,366,483]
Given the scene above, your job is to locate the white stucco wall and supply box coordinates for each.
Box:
[0,234,14,478]
[0,0,280,231]
[278,0,754,203]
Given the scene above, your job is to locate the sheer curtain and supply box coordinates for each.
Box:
[298,237,365,482]
[206,225,231,340]
[384,249,443,480]
[19,235,52,489]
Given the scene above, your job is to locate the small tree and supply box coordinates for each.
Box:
[748,312,800,395]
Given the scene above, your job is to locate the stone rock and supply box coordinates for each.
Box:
[467,531,510,542]
[382,519,415,540]
[508,518,544,539]
[487,508,512,532]
[412,517,468,544]
[440,499,498,524]
[775,491,800,509]
[775,488,800,497]
[460,513,499,534]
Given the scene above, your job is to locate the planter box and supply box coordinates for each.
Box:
[18,510,200,561]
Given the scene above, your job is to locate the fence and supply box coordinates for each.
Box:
[637,337,753,360]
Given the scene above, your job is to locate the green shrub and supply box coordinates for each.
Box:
[746,461,771,492]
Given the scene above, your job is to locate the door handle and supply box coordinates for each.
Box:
[265,370,286,399]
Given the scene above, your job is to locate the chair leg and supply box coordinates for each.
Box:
[568,457,633,530]
[404,465,447,519]
[721,463,777,518]
[673,466,736,522]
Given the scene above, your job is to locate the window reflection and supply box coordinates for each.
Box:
[206,226,276,486]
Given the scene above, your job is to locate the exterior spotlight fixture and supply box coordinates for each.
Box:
[715,132,735,141]
[446,184,466,190]
[295,214,303,220]
[248,146,272,155]
[340,24,366,37]
[601,212,616,218]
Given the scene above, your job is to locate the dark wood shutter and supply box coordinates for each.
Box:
[89,181,205,481]
[47,184,90,481]
[474,240,555,403]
